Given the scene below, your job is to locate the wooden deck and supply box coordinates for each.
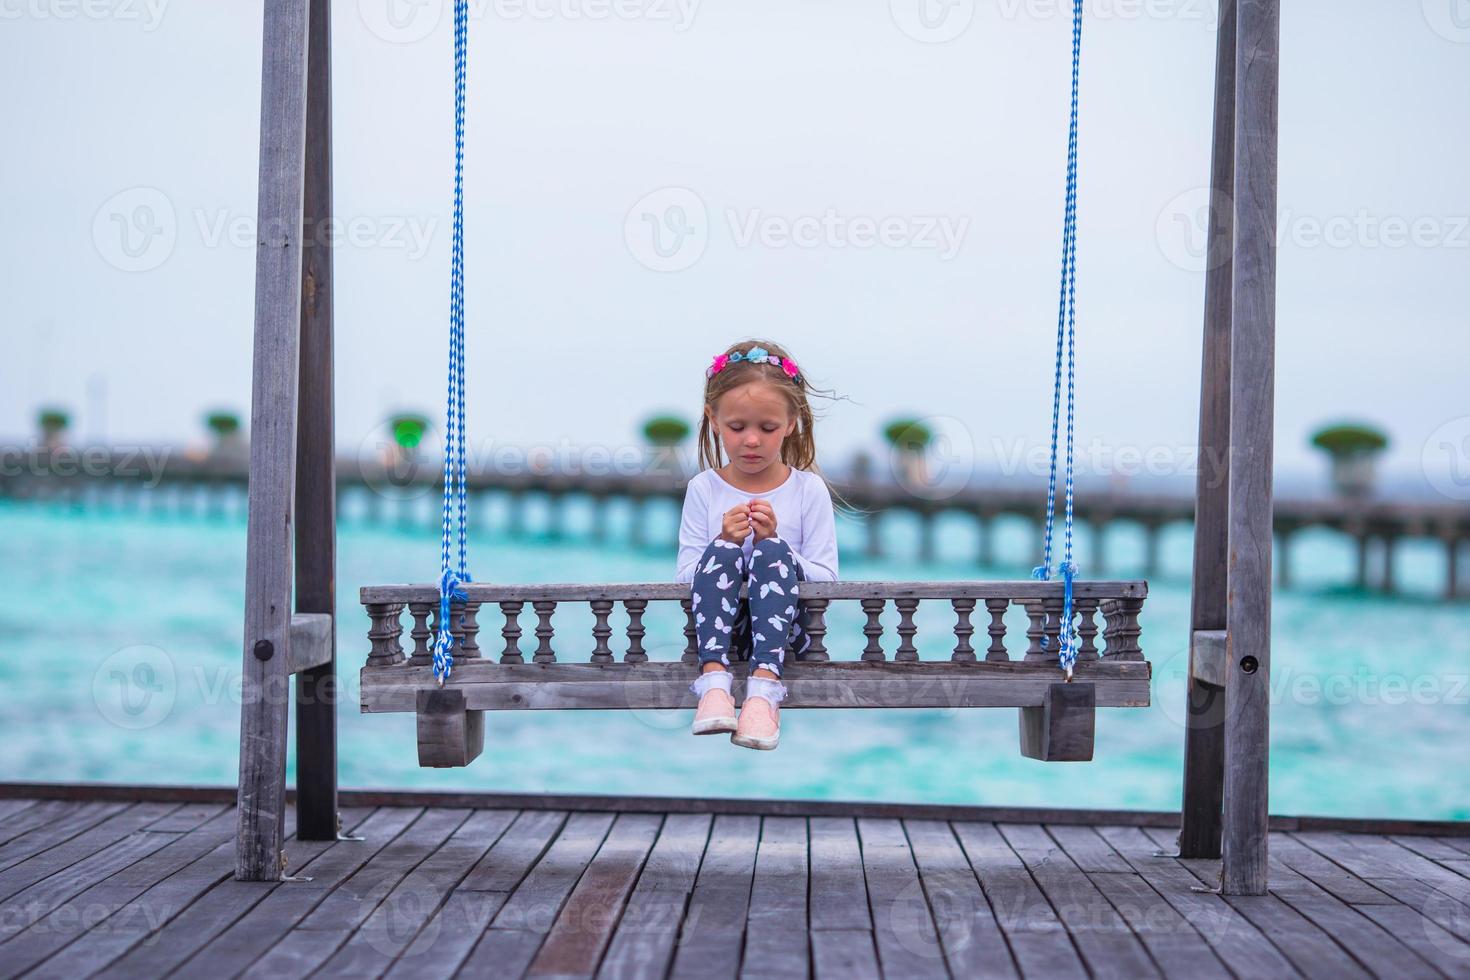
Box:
[0,791,1467,979]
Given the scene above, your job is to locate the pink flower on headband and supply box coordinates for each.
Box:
[781,358,800,379]
[710,354,729,375]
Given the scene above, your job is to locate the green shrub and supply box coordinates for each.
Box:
[391,413,430,450]
[883,419,932,453]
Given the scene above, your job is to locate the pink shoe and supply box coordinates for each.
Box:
[691,687,737,735]
[732,696,780,750]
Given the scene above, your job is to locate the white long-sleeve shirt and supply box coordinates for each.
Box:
[674,466,840,584]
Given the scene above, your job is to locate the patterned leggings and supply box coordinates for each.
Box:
[690,536,809,677]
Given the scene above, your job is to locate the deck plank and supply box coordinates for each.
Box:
[0,802,131,874]
[857,817,948,979]
[241,807,474,977]
[1139,828,1369,980]
[1095,825,1298,978]
[1047,825,1228,980]
[0,806,240,975]
[460,812,617,976]
[1,796,1464,980]
[903,819,1017,979]
[525,812,662,978]
[183,806,425,977]
[952,821,1089,980]
[809,817,871,933]
[316,809,517,977]
[740,816,808,980]
[0,803,179,903]
[596,813,711,980]
[810,928,882,979]
[1000,822,1160,980]
[668,813,760,980]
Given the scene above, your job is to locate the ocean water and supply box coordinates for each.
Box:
[1,493,1465,822]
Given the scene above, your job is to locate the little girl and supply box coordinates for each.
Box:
[675,340,839,750]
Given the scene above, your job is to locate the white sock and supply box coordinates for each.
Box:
[689,669,733,698]
[745,675,788,706]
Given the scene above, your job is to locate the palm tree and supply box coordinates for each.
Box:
[1310,423,1389,498]
[37,407,70,450]
[389,413,430,464]
[642,414,691,476]
[205,410,243,456]
[883,418,933,488]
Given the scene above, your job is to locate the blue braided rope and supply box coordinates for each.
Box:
[1034,0,1084,678]
[434,0,471,685]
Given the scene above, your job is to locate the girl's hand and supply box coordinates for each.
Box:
[719,504,752,544]
[749,499,777,542]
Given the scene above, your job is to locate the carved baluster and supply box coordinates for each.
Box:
[499,600,524,664]
[894,598,919,662]
[366,602,404,667]
[1023,601,1049,663]
[624,599,648,663]
[985,598,1010,662]
[861,598,886,661]
[1101,597,1144,661]
[407,601,434,665]
[1040,597,1064,664]
[590,599,614,663]
[681,597,698,664]
[1075,599,1100,662]
[459,601,482,660]
[533,600,557,663]
[951,598,976,662]
[800,598,829,661]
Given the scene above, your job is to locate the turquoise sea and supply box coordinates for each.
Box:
[2,494,1466,822]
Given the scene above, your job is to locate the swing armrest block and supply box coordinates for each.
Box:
[1019,682,1096,762]
[1190,629,1229,689]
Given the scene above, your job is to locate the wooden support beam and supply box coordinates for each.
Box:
[1179,0,1236,862]
[1019,683,1095,762]
[288,613,334,674]
[1189,629,1228,689]
[416,689,485,768]
[293,0,338,845]
[1222,0,1280,897]
[237,0,312,884]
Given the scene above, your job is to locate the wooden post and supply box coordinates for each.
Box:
[1179,0,1236,862]
[293,0,337,843]
[1222,0,1279,897]
[237,0,311,883]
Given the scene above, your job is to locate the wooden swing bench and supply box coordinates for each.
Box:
[359,580,1149,767]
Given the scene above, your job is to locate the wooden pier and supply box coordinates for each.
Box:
[2,453,1466,599]
[0,785,1467,978]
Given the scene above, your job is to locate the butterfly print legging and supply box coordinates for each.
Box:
[689,536,809,677]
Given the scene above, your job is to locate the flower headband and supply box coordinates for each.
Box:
[705,345,802,384]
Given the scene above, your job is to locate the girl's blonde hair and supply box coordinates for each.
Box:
[696,339,858,514]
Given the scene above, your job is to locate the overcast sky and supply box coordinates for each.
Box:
[2,0,1466,497]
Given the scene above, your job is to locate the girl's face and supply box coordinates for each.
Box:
[707,381,797,476]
